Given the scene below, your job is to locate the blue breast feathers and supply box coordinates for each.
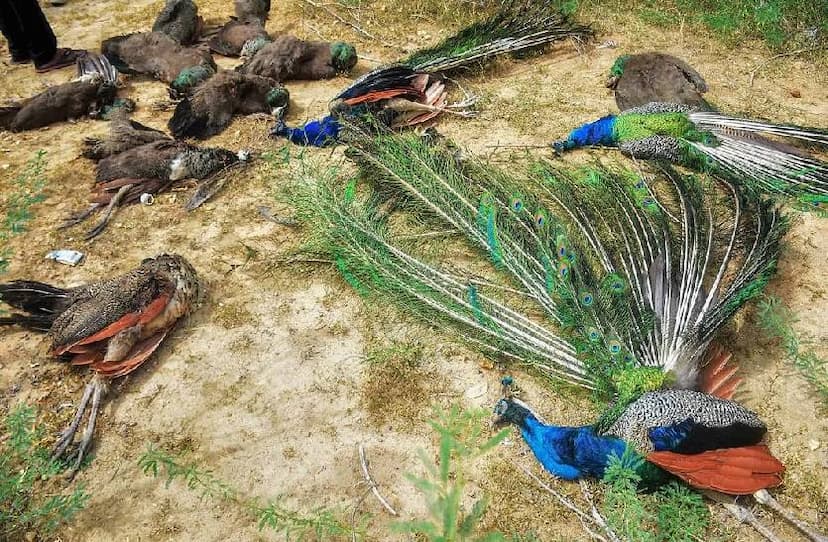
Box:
[558,115,618,150]
[520,416,629,480]
[271,115,341,147]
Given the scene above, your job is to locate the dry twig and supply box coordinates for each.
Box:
[358,444,398,516]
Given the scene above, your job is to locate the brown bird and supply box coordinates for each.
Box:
[101,32,216,96]
[208,18,270,57]
[0,54,118,132]
[82,107,171,161]
[168,70,289,139]
[0,254,202,475]
[67,140,247,238]
[606,52,711,111]
[238,34,357,82]
[152,0,204,45]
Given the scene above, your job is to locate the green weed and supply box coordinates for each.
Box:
[0,404,89,540]
[577,0,826,50]
[138,445,358,539]
[757,295,828,405]
[601,452,710,542]
[0,150,48,274]
[394,404,511,541]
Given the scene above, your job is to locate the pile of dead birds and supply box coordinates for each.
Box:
[1,1,827,540]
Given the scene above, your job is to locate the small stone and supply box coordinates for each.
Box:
[808,439,820,451]
[789,89,802,98]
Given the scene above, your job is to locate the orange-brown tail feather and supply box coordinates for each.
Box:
[647,445,785,495]
[699,342,742,400]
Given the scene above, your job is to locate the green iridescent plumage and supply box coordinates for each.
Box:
[555,103,828,207]
[292,129,787,402]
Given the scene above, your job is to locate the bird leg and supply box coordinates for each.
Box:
[720,501,783,542]
[85,183,133,240]
[60,203,102,229]
[52,375,108,478]
[753,489,828,542]
[702,491,782,542]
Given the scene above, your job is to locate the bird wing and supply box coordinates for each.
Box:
[335,64,422,103]
[51,269,173,355]
[95,140,183,182]
[646,444,784,495]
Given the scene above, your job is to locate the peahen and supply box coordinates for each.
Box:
[0,54,119,132]
[237,35,358,82]
[606,52,711,111]
[290,130,824,541]
[152,0,203,45]
[168,70,289,139]
[0,254,201,476]
[272,0,592,147]
[208,18,270,58]
[552,102,828,208]
[101,32,217,97]
[66,140,248,239]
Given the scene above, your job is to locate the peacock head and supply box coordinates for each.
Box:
[170,65,215,99]
[606,54,631,89]
[492,398,533,428]
[330,42,358,73]
[241,36,270,59]
[266,86,290,116]
[99,97,136,120]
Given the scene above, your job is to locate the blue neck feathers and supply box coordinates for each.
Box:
[517,414,629,480]
[556,115,618,151]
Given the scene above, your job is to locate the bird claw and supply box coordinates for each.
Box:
[51,379,105,478]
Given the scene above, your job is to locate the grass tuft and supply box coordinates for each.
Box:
[394,404,512,541]
[0,150,47,275]
[601,451,710,541]
[757,295,828,406]
[0,404,89,540]
[576,0,827,50]
[138,444,359,539]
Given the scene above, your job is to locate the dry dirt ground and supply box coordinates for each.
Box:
[0,1,826,541]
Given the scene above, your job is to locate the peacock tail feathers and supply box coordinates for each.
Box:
[293,130,787,399]
[683,111,828,204]
[290,169,590,388]
[335,2,591,104]
[403,0,593,73]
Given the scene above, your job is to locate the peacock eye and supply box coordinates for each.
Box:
[580,290,594,307]
[535,213,545,226]
[510,197,523,212]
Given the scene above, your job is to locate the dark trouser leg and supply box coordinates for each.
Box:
[0,0,56,66]
[0,0,31,61]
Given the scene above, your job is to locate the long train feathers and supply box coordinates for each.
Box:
[293,131,787,396]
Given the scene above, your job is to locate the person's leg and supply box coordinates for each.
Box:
[8,0,58,67]
[0,0,33,63]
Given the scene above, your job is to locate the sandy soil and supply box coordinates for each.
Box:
[0,1,826,541]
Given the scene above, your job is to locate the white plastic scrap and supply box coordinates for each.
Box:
[45,249,84,266]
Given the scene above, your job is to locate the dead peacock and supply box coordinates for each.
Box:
[168,70,289,139]
[552,102,828,209]
[0,254,202,476]
[0,54,120,132]
[290,130,825,541]
[66,140,248,239]
[606,52,712,111]
[271,0,592,146]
